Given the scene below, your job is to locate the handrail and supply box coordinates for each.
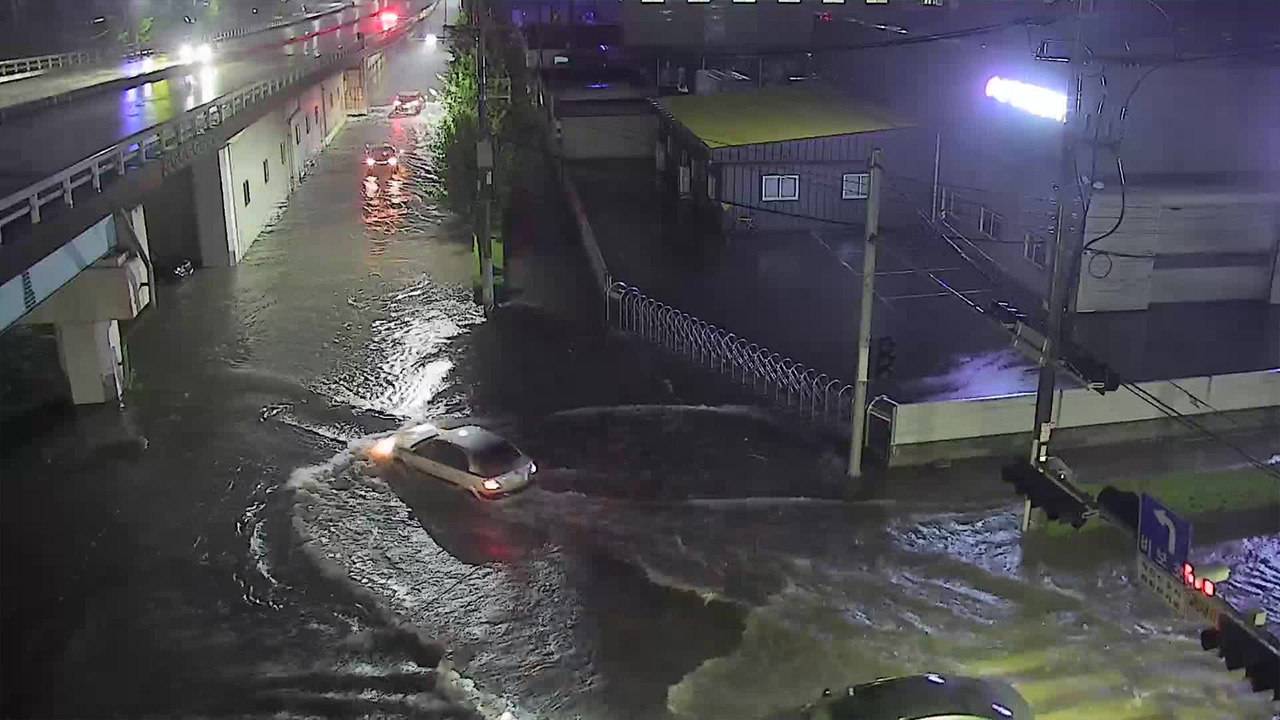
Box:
[0,21,413,245]
[0,3,356,81]
[607,281,859,431]
[0,51,97,78]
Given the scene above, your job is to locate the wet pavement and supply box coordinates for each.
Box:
[0,4,412,197]
[2,8,1279,720]
[568,159,1280,403]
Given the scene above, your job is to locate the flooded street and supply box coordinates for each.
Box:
[2,9,1277,720]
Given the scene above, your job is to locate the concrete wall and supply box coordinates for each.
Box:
[223,109,294,262]
[561,114,656,159]
[285,72,347,180]
[191,153,231,267]
[144,163,204,268]
[180,71,349,267]
[889,368,1280,458]
[1076,188,1280,312]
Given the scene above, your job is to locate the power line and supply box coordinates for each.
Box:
[886,169,1276,477]
[1122,380,1280,481]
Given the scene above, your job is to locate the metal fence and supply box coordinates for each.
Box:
[608,280,859,431]
[0,51,97,79]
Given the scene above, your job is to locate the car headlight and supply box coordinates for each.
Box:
[195,43,213,64]
[369,436,396,459]
[529,462,537,474]
[365,157,375,166]
[387,156,397,165]
[482,479,501,491]
[179,44,194,63]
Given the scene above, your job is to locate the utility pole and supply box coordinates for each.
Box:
[1025,4,1085,530]
[475,3,495,313]
[848,147,883,482]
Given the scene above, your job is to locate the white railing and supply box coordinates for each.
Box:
[0,34,405,244]
[607,281,859,430]
[0,51,97,78]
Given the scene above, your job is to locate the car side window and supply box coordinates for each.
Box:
[414,440,469,471]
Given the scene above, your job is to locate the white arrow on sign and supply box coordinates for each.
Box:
[1154,509,1178,553]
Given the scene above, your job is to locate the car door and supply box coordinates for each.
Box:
[409,440,479,492]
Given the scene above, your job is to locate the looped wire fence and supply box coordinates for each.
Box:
[607,281,858,430]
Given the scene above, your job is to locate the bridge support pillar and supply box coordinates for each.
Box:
[54,319,125,405]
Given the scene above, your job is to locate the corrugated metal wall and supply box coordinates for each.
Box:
[709,127,933,231]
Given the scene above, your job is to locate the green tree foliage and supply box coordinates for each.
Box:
[429,11,530,217]
[137,17,154,44]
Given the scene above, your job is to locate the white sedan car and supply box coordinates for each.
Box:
[368,424,535,499]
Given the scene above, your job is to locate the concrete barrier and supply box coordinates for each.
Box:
[888,368,1280,465]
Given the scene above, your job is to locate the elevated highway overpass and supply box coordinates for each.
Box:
[0,0,435,403]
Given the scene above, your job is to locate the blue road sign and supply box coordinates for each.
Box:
[1138,493,1191,576]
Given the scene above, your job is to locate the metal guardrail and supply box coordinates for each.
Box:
[0,51,97,78]
[0,28,411,244]
[0,4,354,82]
[608,281,860,430]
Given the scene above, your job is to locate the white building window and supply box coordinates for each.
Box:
[1023,232,1047,268]
[762,174,799,202]
[841,172,870,199]
[979,206,1004,239]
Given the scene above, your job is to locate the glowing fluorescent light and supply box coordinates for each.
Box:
[985,76,1067,122]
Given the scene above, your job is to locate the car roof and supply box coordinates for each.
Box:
[441,425,511,451]
[397,91,421,97]
[816,675,1031,720]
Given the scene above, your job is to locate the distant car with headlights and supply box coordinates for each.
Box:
[789,674,1032,720]
[368,424,536,500]
[392,91,423,116]
[364,143,398,174]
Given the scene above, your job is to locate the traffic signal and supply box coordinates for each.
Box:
[1061,341,1122,394]
[1001,461,1091,528]
[873,336,896,379]
[1095,485,1139,534]
[1200,616,1280,700]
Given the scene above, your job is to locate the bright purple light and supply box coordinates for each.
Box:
[985,76,1066,122]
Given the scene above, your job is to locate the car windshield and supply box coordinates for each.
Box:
[397,93,420,102]
[370,146,395,160]
[469,438,523,477]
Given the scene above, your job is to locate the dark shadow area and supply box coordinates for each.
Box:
[525,406,847,501]
[564,542,748,720]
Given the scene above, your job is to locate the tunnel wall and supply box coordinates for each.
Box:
[223,109,295,263]
[143,164,203,268]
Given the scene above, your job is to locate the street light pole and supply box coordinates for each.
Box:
[848,147,883,482]
[1025,5,1085,530]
